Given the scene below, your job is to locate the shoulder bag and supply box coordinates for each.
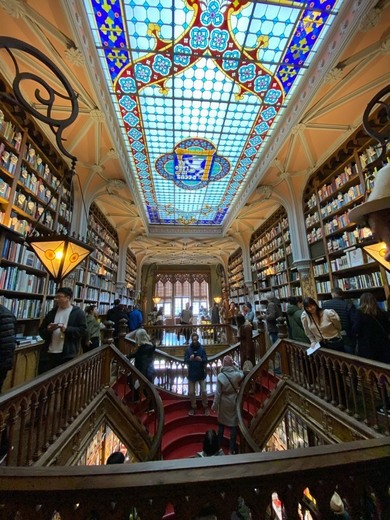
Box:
[312,318,344,351]
[223,372,239,396]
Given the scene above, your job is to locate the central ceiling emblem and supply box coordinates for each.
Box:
[155,138,230,190]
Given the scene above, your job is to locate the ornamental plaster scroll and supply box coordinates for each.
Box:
[64,46,85,67]
[380,38,390,55]
[324,66,345,84]
[295,259,317,299]
[0,0,27,18]
[358,7,382,32]
[90,108,106,123]
[256,185,273,199]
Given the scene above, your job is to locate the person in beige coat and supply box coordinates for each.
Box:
[212,355,244,454]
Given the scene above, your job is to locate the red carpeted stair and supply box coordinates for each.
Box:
[159,391,218,460]
[114,373,279,460]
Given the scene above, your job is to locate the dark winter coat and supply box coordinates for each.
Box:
[352,310,390,363]
[184,342,207,381]
[106,305,128,337]
[286,304,309,343]
[129,342,156,382]
[39,306,86,360]
[0,304,16,371]
[265,296,282,333]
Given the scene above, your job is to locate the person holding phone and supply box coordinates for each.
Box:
[184,332,209,416]
[38,287,86,373]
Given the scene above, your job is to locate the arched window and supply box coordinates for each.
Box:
[154,272,210,318]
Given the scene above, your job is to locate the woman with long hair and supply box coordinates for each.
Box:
[301,297,344,351]
[352,292,390,363]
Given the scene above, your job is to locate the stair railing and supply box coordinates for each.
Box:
[0,437,388,519]
[0,344,164,466]
[237,338,390,451]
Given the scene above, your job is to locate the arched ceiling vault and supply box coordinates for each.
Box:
[0,0,389,266]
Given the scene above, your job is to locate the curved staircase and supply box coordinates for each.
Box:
[159,391,218,459]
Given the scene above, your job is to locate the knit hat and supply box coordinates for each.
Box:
[330,492,345,514]
[223,355,234,367]
[349,164,390,225]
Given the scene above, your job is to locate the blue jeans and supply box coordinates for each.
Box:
[269,332,278,344]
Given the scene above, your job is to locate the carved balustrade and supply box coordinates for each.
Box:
[238,339,390,451]
[0,345,164,466]
[0,437,388,519]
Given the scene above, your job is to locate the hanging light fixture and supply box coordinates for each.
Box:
[152,296,161,305]
[213,296,222,304]
[363,242,390,271]
[0,37,93,284]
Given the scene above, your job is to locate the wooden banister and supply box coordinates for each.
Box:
[0,438,388,519]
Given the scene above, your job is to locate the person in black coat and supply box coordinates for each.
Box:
[0,304,16,462]
[352,292,390,415]
[128,328,156,383]
[38,287,86,374]
[352,292,390,363]
[184,333,209,415]
[322,288,356,354]
[0,304,16,392]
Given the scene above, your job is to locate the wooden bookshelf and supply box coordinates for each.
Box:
[250,207,299,311]
[303,123,390,304]
[0,82,72,336]
[227,248,246,305]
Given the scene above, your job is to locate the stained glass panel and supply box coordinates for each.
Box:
[83,0,344,226]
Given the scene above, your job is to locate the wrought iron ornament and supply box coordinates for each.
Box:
[0,36,79,170]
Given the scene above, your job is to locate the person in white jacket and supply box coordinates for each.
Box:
[212,355,244,454]
[301,297,344,352]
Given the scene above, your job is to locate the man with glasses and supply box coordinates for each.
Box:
[38,287,86,373]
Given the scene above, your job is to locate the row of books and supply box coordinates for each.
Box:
[0,118,22,150]
[1,238,44,270]
[313,261,329,277]
[307,227,323,244]
[89,216,118,250]
[0,296,42,319]
[324,212,350,236]
[305,211,320,228]
[338,272,383,291]
[0,178,11,199]
[0,266,46,293]
[320,184,363,219]
[0,145,18,174]
[318,164,357,202]
[251,235,285,258]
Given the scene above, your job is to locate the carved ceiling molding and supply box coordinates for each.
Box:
[64,0,150,230]
[0,0,27,19]
[64,46,85,66]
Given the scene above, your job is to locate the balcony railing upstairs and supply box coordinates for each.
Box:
[238,338,390,451]
[121,330,264,396]
[0,437,388,519]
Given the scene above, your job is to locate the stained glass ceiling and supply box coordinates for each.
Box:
[83,0,343,227]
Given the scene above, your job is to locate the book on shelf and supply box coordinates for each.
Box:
[346,248,364,268]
